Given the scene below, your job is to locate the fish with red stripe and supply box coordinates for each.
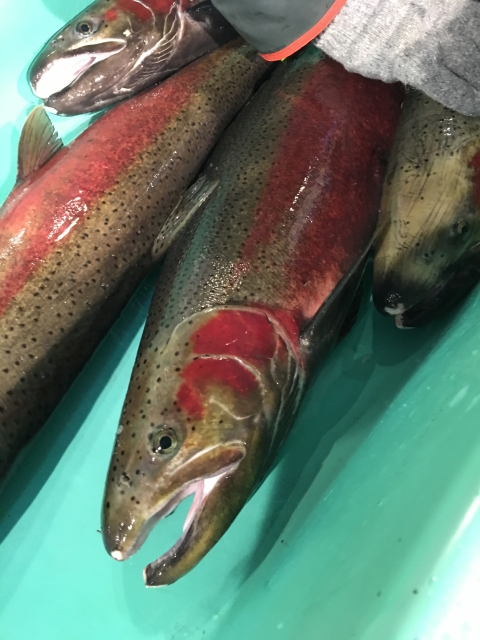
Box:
[0,41,270,480]
[102,47,404,586]
[29,0,236,115]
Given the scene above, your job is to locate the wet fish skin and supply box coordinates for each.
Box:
[373,89,480,328]
[0,41,270,480]
[29,0,237,116]
[103,48,403,586]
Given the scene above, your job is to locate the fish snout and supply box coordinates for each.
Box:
[102,505,140,562]
[102,470,148,561]
[381,292,404,315]
[372,250,434,319]
[29,40,126,114]
[372,272,409,317]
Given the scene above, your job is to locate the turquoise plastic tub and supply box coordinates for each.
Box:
[2,2,480,638]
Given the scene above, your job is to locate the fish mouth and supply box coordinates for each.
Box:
[30,39,126,101]
[382,263,480,328]
[107,455,244,587]
[384,303,406,317]
[109,472,223,561]
[142,472,226,587]
[380,303,413,329]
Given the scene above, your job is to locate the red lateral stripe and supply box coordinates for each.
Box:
[0,58,210,316]
[191,310,276,361]
[184,358,258,395]
[237,58,402,328]
[176,382,204,419]
[260,0,348,62]
[176,357,258,418]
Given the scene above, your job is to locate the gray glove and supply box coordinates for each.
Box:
[316,0,480,116]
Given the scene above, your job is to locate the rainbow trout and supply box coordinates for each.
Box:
[0,41,269,480]
[373,90,480,327]
[29,0,236,115]
[102,48,403,586]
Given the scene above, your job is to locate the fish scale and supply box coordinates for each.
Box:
[103,47,404,586]
[140,51,398,347]
[0,41,270,479]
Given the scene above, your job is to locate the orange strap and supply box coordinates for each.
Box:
[260,0,348,62]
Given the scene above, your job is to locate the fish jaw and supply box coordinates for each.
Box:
[386,261,480,328]
[30,40,127,101]
[142,460,256,587]
[373,225,480,326]
[102,307,302,584]
[102,440,249,570]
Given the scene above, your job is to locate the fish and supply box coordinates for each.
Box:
[373,89,480,328]
[29,0,237,116]
[102,47,404,586]
[0,41,270,480]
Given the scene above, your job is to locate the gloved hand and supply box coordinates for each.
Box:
[315,0,480,116]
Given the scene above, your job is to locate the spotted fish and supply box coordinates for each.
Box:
[29,0,236,115]
[102,47,404,586]
[0,41,270,480]
[373,89,480,327]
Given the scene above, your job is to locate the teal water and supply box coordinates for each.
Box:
[2,2,480,638]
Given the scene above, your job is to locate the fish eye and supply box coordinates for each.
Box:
[76,20,97,36]
[150,426,178,455]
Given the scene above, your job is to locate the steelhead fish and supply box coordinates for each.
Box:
[373,89,480,328]
[0,41,270,480]
[29,0,236,115]
[102,48,403,586]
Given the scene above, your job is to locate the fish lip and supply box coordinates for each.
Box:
[108,459,242,572]
[390,261,480,328]
[142,472,225,587]
[383,303,415,328]
[30,39,127,101]
[394,313,414,330]
[66,38,127,56]
[384,304,406,317]
[106,478,199,562]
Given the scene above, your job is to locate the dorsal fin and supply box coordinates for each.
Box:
[17,106,64,182]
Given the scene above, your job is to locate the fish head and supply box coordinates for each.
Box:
[103,308,298,585]
[373,142,480,327]
[29,0,219,115]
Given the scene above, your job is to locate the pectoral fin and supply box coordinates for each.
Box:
[17,106,63,183]
[152,175,219,259]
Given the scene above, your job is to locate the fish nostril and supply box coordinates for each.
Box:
[119,473,132,488]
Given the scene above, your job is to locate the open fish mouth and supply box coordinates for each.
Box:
[142,472,226,587]
[381,304,413,329]
[108,460,242,586]
[383,289,442,328]
[31,40,126,100]
[393,313,414,329]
